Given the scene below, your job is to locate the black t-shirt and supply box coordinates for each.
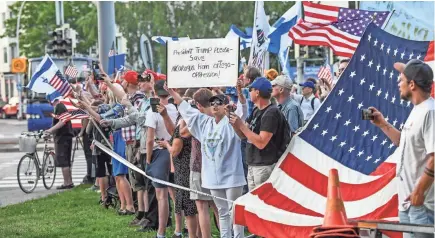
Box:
[53,102,74,142]
[246,104,286,166]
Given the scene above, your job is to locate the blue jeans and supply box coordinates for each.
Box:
[241,139,248,194]
[399,205,434,238]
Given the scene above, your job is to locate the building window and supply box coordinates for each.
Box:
[3,47,8,63]
[10,43,16,59]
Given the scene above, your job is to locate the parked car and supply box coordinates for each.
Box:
[1,97,19,119]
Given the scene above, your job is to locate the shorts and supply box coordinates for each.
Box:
[146,149,170,189]
[190,171,213,201]
[247,164,275,191]
[129,153,149,192]
[95,153,112,178]
[54,137,73,168]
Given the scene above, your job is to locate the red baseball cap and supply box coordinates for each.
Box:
[124,70,139,85]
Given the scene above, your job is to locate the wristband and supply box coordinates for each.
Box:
[424,168,434,177]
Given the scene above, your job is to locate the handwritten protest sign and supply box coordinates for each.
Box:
[167,38,239,88]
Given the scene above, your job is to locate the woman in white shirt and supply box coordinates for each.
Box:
[166,85,247,238]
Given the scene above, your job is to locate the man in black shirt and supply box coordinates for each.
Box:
[230,77,290,191]
[45,97,74,189]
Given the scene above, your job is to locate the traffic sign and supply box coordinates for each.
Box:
[11,58,27,73]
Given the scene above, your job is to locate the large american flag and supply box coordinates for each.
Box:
[317,65,332,85]
[234,23,434,238]
[48,71,72,97]
[289,2,390,58]
[64,64,78,79]
[53,109,89,124]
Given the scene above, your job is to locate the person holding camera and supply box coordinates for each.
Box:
[144,80,178,238]
[369,59,434,237]
[229,77,291,192]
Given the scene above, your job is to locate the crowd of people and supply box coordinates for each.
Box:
[43,61,344,238]
[43,57,434,238]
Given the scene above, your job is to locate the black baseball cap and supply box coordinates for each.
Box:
[154,80,169,97]
[394,59,434,88]
[209,94,229,105]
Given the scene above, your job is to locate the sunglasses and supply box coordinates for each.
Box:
[210,100,224,106]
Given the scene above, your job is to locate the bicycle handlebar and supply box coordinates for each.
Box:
[21,131,52,140]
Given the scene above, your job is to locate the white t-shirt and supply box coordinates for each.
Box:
[396,97,435,211]
[293,94,321,121]
[144,103,178,150]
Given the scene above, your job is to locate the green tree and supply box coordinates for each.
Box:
[115,1,295,73]
[2,1,97,58]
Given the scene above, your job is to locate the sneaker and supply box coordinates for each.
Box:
[118,209,135,215]
[86,185,100,191]
[138,218,150,227]
[172,234,182,238]
[129,217,142,226]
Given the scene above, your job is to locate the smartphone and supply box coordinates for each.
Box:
[227,104,236,117]
[361,108,374,120]
[92,61,102,81]
[150,98,160,113]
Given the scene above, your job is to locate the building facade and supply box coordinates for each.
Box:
[0,1,18,103]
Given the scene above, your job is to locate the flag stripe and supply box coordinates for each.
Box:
[304,12,337,23]
[290,24,356,57]
[303,1,340,13]
[424,41,434,61]
[279,152,396,201]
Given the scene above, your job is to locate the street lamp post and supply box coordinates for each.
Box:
[16,1,26,120]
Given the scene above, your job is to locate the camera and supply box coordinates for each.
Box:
[138,73,151,83]
[92,61,103,81]
[361,108,374,120]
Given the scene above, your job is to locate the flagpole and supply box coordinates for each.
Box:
[381,9,395,30]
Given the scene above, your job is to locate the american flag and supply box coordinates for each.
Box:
[64,64,78,79]
[108,41,116,57]
[53,109,89,123]
[317,65,332,85]
[48,70,72,97]
[60,98,83,129]
[234,23,434,237]
[289,2,390,58]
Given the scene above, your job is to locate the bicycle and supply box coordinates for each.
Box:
[17,131,56,193]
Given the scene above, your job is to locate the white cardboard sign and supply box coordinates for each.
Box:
[167,38,239,88]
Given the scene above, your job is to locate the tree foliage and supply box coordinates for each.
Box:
[2,1,97,58]
[2,1,295,71]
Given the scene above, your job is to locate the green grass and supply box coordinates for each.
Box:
[0,185,221,238]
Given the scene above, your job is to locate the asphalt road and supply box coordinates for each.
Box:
[0,119,88,207]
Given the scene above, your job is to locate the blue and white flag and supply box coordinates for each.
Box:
[151,36,190,45]
[248,1,271,72]
[268,2,301,74]
[107,53,126,76]
[226,25,252,50]
[27,54,72,97]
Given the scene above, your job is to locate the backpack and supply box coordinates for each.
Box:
[250,104,291,159]
[300,97,315,110]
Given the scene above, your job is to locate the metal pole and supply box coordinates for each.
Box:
[97,1,116,72]
[296,57,304,85]
[16,1,26,120]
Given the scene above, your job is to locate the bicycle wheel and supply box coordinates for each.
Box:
[17,154,39,193]
[42,152,56,190]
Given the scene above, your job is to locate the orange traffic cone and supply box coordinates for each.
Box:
[322,169,351,228]
[309,169,359,238]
